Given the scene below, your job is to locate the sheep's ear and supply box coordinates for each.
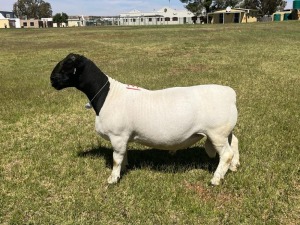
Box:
[64,53,83,66]
[67,53,86,71]
[70,54,76,62]
[66,53,78,62]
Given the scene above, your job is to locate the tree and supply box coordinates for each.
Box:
[53,13,69,25]
[181,0,242,14]
[240,0,286,15]
[212,0,241,9]
[181,0,286,16]
[38,2,52,18]
[180,0,213,15]
[13,0,52,19]
[257,0,286,15]
[240,0,258,9]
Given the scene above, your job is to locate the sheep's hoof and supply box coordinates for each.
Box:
[107,175,120,184]
[229,161,240,172]
[229,165,237,172]
[210,177,221,186]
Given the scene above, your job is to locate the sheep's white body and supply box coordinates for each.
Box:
[95,77,240,185]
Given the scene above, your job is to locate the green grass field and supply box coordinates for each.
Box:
[0,22,299,224]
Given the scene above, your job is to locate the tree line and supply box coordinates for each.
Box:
[12,0,68,23]
[181,0,287,16]
[13,0,52,19]
[12,0,287,22]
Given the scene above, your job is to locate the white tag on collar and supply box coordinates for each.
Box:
[85,102,92,109]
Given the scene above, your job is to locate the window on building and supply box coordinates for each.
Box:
[133,19,136,22]
[23,22,27,27]
[30,22,34,27]
[149,18,152,22]
[219,14,223,23]
[165,17,170,21]
[234,13,240,23]
[172,17,178,21]
[6,14,11,18]
[141,18,143,22]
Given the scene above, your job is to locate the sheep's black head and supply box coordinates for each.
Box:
[50,53,85,90]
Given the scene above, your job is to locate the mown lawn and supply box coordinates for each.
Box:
[0,22,299,224]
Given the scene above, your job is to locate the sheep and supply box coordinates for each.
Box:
[50,53,240,185]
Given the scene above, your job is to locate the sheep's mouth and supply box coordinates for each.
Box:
[51,78,65,90]
[50,75,70,90]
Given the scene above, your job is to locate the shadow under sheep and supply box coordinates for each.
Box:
[78,146,219,174]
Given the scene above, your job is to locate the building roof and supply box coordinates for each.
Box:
[120,7,194,18]
[213,9,245,14]
[208,8,258,15]
[0,11,16,18]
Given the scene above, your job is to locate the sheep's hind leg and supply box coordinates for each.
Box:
[229,133,240,172]
[209,136,234,186]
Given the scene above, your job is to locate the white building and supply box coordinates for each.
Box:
[68,15,86,27]
[119,7,196,26]
[0,11,20,28]
[41,18,53,27]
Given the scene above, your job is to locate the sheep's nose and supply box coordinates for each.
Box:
[50,74,60,87]
[50,73,60,82]
[50,76,56,84]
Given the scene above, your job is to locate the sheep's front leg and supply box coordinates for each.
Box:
[107,136,128,184]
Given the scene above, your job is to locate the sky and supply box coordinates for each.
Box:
[1,0,294,16]
[1,0,185,15]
